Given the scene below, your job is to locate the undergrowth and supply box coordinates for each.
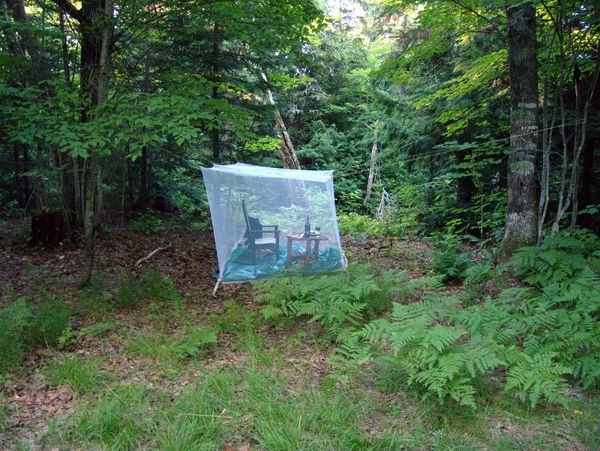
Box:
[256,263,401,342]
[43,355,107,395]
[115,267,180,309]
[126,327,217,362]
[338,228,600,409]
[0,292,70,374]
[48,368,402,450]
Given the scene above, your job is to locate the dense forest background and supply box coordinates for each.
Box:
[0,0,598,278]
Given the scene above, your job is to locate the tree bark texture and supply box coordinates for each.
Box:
[500,1,539,258]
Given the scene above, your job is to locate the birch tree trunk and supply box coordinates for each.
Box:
[364,128,378,206]
[537,31,557,244]
[500,0,539,258]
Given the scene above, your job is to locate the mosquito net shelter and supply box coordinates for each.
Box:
[201,163,346,283]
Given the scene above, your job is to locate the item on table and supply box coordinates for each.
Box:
[304,215,311,237]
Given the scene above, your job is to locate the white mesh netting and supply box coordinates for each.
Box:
[201,163,346,282]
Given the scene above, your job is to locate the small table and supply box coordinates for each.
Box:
[286,232,329,267]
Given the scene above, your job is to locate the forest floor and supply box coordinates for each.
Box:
[0,221,599,449]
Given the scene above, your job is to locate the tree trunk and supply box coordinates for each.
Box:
[261,71,301,169]
[456,149,476,209]
[364,128,378,206]
[59,9,72,86]
[70,0,113,286]
[211,22,221,160]
[135,146,150,209]
[499,1,539,258]
[537,30,557,244]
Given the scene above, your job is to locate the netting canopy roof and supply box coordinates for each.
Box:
[201,163,346,282]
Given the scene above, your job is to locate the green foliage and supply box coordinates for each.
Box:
[76,274,114,318]
[115,268,180,309]
[126,333,173,361]
[67,384,155,449]
[0,292,70,373]
[212,300,250,334]
[505,352,571,408]
[509,228,600,285]
[0,397,6,434]
[501,229,600,390]
[430,233,474,282]
[337,212,386,239]
[257,263,401,341]
[360,294,504,409]
[463,262,494,288]
[43,356,107,395]
[130,210,164,235]
[127,327,217,362]
[171,328,218,360]
[0,299,32,373]
[27,293,71,348]
[338,229,600,409]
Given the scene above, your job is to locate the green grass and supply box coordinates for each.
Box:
[55,384,157,450]
[48,367,408,450]
[0,398,7,434]
[43,355,108,395]
[126,327,217,362]
[36,328,600,451]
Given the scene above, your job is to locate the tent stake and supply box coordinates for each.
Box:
[212,278,222,297]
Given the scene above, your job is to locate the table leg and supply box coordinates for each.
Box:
[286,239,292,267]
[314,239,320,263]
[305,239,311,266]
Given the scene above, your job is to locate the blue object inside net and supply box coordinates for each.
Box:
[220,243,343,282]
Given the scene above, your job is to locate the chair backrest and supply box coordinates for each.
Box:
[241,199,251,230]
[242,200,262,239]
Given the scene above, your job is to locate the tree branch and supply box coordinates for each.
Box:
[51,0,83,22]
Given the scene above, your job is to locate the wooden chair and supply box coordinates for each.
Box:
[241,200,280,263]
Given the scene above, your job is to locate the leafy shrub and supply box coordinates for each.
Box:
[340,229,600,409]
[257,263,401,342]
[28,293,71,348]
[130,209,164,235]
[115,268,180,308]
[0,299,32,373]
[337,213,385,240]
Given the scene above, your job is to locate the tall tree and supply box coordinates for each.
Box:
[53,0,114,285]
[500,0,538,257]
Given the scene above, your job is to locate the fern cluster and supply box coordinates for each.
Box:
[256,263,401,342]
[430,233,474,282]
[338,229,600,409]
